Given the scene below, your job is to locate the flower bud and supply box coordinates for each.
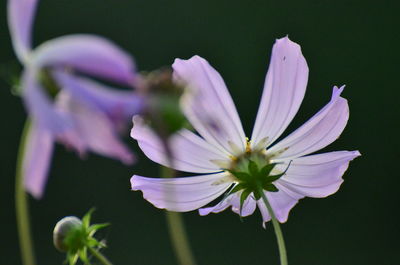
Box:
[53,216,82,252]
[141,68,188,138]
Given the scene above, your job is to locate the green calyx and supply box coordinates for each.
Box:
[227,153,288,214]
[53,209,109,265]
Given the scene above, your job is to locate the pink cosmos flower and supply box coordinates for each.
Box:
[131,37,360,226]
[9,0,141,198]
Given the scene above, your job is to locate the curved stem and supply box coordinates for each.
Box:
[161,166,197,265]
[87,246,113,265]
[15,119,36,265]
[259,188,288,265]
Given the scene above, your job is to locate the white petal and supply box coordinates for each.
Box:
[230,192,257,217]
[263,186,303,224]
[275,151,360,197]
[173,56,246,155]
[267,86,349,160]
[251,37,308,150]
[199,191,257,217]
[23,121,54,199]
[257,199,271,228]
[131,172,232,212]
[131,115,227,173]
[198,194,232,215]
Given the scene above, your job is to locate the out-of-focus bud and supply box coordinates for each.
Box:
[52,210,110,265]
[53,216,82,252]
[140,68,188,138]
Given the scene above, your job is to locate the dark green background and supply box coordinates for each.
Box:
[1,0,398,264]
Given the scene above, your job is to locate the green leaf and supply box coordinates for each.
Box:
[248,160,259,176]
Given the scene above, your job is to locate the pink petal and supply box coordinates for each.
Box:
[7,0,38,62]
[53,71,142,124]
[173,56,246,156]
[131,172,232,212]
[251,37,309,150]
[23,121,54,199]
[267,86,349,160]
[32,34,136,84]
[276,151,360,197]
[55,91,134,164]
[131,115,227,173]
[199,191,257,217]
[22,68,73,133]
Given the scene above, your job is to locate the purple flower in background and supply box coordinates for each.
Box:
[131,37,360,226]
[9,0,142,198]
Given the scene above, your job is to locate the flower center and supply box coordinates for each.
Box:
[224,139,287,206]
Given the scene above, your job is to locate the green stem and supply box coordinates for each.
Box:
[87,246,113,265]
[259,188,288,265]
[161,166,197,265]
[15,119,36,265]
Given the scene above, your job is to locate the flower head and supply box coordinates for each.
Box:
[9,0,142,198]
[131,37,360,226]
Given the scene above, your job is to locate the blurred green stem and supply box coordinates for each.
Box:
[16,119,36,265]
[161,166,197,265]
[259,187,288,265]
[87,246,113,265]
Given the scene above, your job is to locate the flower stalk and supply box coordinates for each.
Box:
[258,187,288,265]
[164,198,197,265]
[161,139,197,265]
[15,119,36,265]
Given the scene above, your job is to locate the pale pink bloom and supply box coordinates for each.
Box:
[9,0,141,198]
[131,37,360,226]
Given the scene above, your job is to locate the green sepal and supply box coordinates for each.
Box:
[260,163,277,178]
[82,208,95,229]
[240,189,252,210]
[237,189,250,221]
[265,173,284,183]
[78,248,89,265]
[88,223,110,236]
[232,171,251,181]
[230,183,247,194]
[264,183,279,192]
[67,252,79,265]
[248,160,259,177]
[253,189,262,200]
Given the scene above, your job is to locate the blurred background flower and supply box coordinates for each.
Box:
[8,0,142,198]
